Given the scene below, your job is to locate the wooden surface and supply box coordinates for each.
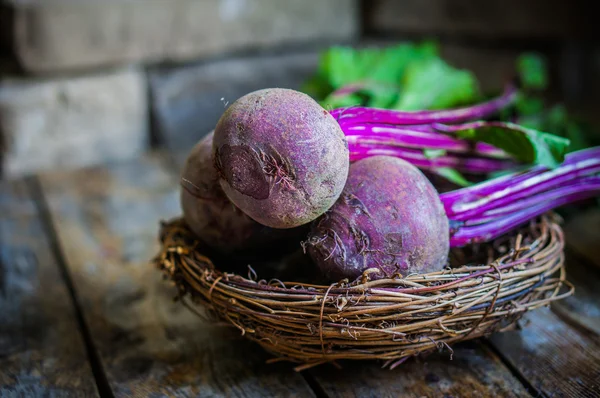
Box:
[552,250,600,336]
[490,308,600,397]
[0,180,98,397]
[311,342,528,397]
[38,153,315,397]
[489,208,600,397]
[1,152,599,397]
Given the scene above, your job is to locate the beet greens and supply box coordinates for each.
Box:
[335,84,572,175]
[303,44,586,186]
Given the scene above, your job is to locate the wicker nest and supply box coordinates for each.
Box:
[154,214,573,370]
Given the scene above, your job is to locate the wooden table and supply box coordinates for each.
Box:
[1,151,599,397]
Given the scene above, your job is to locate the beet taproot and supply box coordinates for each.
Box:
[212,88,349,229]
[306,156,449,281]
[181,131,300,253]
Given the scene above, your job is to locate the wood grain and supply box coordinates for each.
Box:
[490,307,600,397]
[489,210,600,397]
[0,179,98,397]
[38,153,316,397]
[552,251,600,337]
[311,341,528,397]
[552,208,600,338]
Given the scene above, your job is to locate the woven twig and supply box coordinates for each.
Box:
[154,214,572,370]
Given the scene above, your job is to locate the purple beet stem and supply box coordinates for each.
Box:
[333,85,519,173]
[330,84,517,125]
[350,145,514,173]
[328,85,598,247]
[443,147,600,246]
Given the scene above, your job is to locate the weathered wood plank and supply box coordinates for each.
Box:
[551,208,600,337]
[552,251,600,337]
[489,210,600,396]
[311,341,528,397]
[0,179,98,397]
[490,307,600,397]
[38,153,316,397]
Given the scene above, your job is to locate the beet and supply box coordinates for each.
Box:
[180,131,301,253]
[306,156,449,281]
[213,88,349,229]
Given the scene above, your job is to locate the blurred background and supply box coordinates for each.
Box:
[0,0,596,179]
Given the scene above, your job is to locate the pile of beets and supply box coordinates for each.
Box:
[180,88,600,282]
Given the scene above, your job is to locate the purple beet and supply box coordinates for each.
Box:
[306,156,450,281]
[213,88,349,229]
[181,131,299,253]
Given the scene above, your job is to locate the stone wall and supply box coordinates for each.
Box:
[1,67,147,176]
[8,0,357,74]
[0,0,596,178]
[0,0,358,177]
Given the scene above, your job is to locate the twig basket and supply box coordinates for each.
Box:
[154,214,572,370]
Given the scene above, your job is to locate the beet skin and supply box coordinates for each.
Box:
[181,131,299,253]
[306,156,450,281]
[213,88,349,229]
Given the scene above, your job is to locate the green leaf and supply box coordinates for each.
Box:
[423,149,447,159]
[454,122,570,168]
[319,92,365,109]
[562,122,591,152]
[361,42,439,88]
[394,58,480,111]
[517,104,597,154]
[319,81,400,109]
[515,93,545,117]
[323,47,373,89]
[433,168,473,187]
[319,44,436,90]
[544,105,592,152]
[301,41,440,107]
[488,165,531,179]
[301,75,332,101]
[517,53,548,90]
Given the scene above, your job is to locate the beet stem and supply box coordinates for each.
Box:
[330,84,521,174]
[345,125,507,157]
[446,157,600,220]
[349,145,515,173]
[330,83,517,126]
[445,147,600,246]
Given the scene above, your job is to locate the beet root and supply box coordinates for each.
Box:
[180,131,301,254]
[213,88,349,229]
[306,156,450,281]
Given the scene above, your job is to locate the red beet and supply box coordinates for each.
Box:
[181,131,298,253]
[306,156,449,281]
[213,88,349,229]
